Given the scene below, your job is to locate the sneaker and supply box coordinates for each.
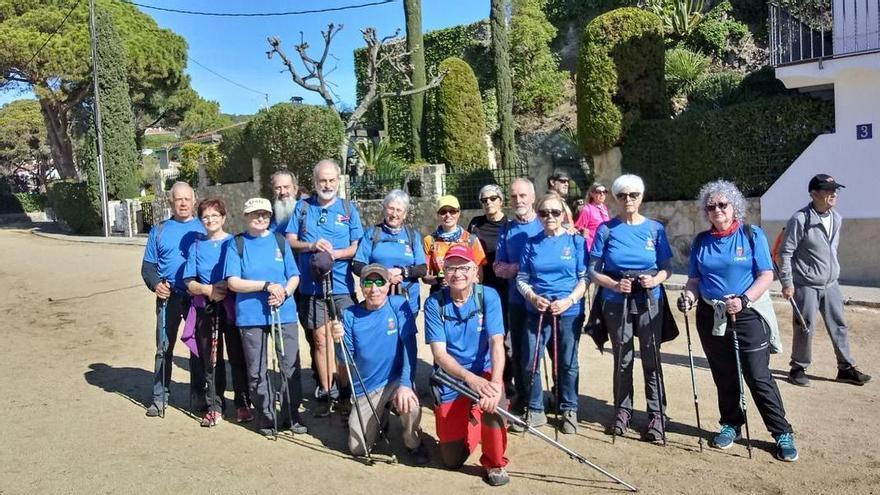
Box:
[611,409,631,436]
[258,427,277,438]
[407,442,430,465]
[774,432,799,462]
[509,410,547,432]
[281,421,308,435]
[200,411,222,428]
[236,406,254,423]
[560,410,577,434]
[337,398,352,417]
[788,367,811,387]
[642,413,665,444]
[145,403,162,417]
[486,467,510,487]
[711,424,741,449]
[837,366,872,386]
[313,400,331,418]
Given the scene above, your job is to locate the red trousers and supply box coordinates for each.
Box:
[435,396,509,469]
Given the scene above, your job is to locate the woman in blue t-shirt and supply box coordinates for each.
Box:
[679,180,798,462]
[183,198,250,427]
[514,192,588,435]
[589,174,672,444]
[353,189,427,315]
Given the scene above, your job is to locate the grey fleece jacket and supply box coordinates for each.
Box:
[778,203,842,288]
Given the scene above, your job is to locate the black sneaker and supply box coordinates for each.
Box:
[281,421,308,435]
[407,442,430,465]
[313,400,331,418]
[788,367,811,387]
[837,366,872,386]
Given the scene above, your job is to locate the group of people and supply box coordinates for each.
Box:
[141,159,870,486]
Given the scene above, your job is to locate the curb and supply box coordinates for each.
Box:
[31,228,148,246]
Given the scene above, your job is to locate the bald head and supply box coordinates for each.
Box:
[169,181,195,220]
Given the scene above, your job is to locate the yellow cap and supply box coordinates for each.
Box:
[437,195,460,211]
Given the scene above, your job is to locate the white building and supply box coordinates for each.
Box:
[763,0,880,285]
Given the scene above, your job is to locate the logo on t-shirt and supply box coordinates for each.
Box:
[734,246,747,261]
[274,248,283,262]
[386,317,397,335]
[336,214,350,225]
[561,246,573,261]
[646,238,655,251]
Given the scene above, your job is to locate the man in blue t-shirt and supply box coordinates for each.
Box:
[269,169,298,233]
[331,264,428,464]
[426,245,510,487]
[493,178,543,411]
[140,182,206,417]
[285,159,364,415]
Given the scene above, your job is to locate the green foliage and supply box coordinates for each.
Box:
[576,8,666,156]
[140,193,156,228]
[0,99,49,172]
[688,71,744,109]
[544,0,638,27]
[436,58,489,171]
[687,1,749,57]
[215,125,253,183]
[622,95,834,200]
[510,0,568,114]
[356,139,408,175]
[244,103,344,193]
[178,97,234,138]
[647,0,708,40]
[46,180,101,234]
[142,133,179,150]
[14,192,46,212]
[177,143,222,185]
[403,0,427,160]
[665,48,710,96]
[491,0,516,169]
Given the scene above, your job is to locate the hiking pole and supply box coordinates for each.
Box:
[525,310,546,429]
[206,302,220,426]
[551,309,561,441]
[156,281,169,419]
[433,369,638,493]
[612,294,628,444]
[271,307,298,434]
[730,313,752,459]
[265,309,282,441]
[322,276,337,417]
[682,310,704,452]
[771,263,808,331]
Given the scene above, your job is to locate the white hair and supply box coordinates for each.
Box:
[382,189,411,211]
[510,177,535,195]
[168,181,195,202]
[478,184,504,201]
[611,174,645,197]
[697,180,747,222]
[312,159,341,184]
[270,169,297,187]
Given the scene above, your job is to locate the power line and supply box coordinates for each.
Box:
[25,0,84,70]
[121,0,396,17]
[188,57,268,98]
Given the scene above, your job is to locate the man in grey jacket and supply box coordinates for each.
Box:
[779,174,871,387]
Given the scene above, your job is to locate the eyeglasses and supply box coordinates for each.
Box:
[538,208,563,218]
[554,178,570,184]
[480,196,500,204]
[705,202,729,211]
[616,192,642,201]
[593,189,607,194]
[318,208,328,225]
[250,211,271,219]
[201,214,222,220]
[444,265,473,275]
[362,278,387,288]
[438,208,459,216]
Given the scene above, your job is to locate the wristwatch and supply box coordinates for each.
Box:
[263,281,271,292]
[739,294,751,308]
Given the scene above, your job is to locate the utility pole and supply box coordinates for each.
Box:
[89,0,111,237]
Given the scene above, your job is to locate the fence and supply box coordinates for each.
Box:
[444,164,531,209]
[348,170,422,201]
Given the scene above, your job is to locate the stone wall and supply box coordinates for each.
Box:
[197,181,261,234]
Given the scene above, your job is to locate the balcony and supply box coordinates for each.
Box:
[770,0,880,66]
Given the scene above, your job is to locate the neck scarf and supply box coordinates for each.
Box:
[434,225,463,242]
[710,219,740,238]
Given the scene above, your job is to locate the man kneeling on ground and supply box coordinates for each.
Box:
[331,264,429,464]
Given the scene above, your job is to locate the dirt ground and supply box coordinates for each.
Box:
[1,228,878,494]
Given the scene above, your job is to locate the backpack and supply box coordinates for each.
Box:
[296,194,353,239]
[438,283,485,324]
[370,224,416,250]
[770,207,815,268]
[426,230,478,261]
[234,232,287,258]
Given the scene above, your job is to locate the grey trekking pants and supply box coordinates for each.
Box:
[790,283,856,371]
[348,380,421,456]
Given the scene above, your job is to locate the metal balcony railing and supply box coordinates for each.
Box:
[770,0,880,66]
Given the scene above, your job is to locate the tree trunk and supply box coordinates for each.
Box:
[38,98,78,179]
[404,0,426,161]
[491,0,516,170]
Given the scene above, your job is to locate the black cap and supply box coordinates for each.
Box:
[808,174,845,192]
[310,251,334,279]
[550,169,570,181]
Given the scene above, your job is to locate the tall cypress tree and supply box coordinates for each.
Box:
[491,0,516,169]
[404,0,426,161]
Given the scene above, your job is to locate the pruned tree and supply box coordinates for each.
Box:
[491,0,516,169]
[403,0,426,161]
[267,24,445,166]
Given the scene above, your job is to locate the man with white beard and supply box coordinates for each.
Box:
[270,170,298,232]
[285,159,364,416]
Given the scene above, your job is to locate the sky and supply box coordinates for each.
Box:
[1,0,487,116]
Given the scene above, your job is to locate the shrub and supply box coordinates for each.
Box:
[687,1,749,57]
[688,71,745,109]
[665,47,710,96]
[215,125,254,183]
[436,57,489,171]
[576,8,666,156]
[46,180,101,234]
[510,0,568,114]
[647,0,708,40]
[14,192,46,212]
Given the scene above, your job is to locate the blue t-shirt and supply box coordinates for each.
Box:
[519,232,587,316]
[223,233,300,326]
[353,225,426,314]
[688,225,773,301]
[143,217,206,292]
[424,285,504,403]
[183,234,232,284]
[337,295,417,397]
[495,217,543,305]
[284,196,364,296]
[590,218,673,303]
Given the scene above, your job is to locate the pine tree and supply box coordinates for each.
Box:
[404,0,426,161]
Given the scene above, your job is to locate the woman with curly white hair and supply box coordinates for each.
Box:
[678,179,798,462]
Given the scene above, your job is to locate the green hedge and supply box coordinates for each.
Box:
[687,1,750,57]
[215,125,253,183]
[577,8,666,156]
[14,192,46,212]
[621,95,834,200]
[47,181,101,234]
[437,58,489,171]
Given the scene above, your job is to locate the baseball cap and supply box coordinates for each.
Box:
[243,197,272,214]
[360,264,390,281]
[437,195,460,211]
[444,244,475,263]
[808,174,845,192]
[309,251,334,279]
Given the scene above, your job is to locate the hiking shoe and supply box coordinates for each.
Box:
[337,398,352,417]
[837,366,872,386]
[774,432,799,462]
[258,427,277,438]
[313,400,331,418]
[281,421,308,435]
[642,413,665,444]
[509,410,547,432]
[788,367,810,387]
[486,467,510,487]
[407,442,430,466]
[711,424,741,449]
[145,403,163,417]
[611,409,631,436]
[200,411,222,428]
[236,406,254,423]
[560,410,578,434]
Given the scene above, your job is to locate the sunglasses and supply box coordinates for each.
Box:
[318,208,328,225]
[362,278,387,288]
[705,202,729,211]
[249,211,271,219]
[538,208,563,218]
[480,196,500,204]
[438,208,459,216]
[616,192,642,201]
[554,178,570,183]
[593,189,607,194]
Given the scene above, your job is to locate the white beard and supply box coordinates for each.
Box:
[273,197,297,226]
[317,188,337,202]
